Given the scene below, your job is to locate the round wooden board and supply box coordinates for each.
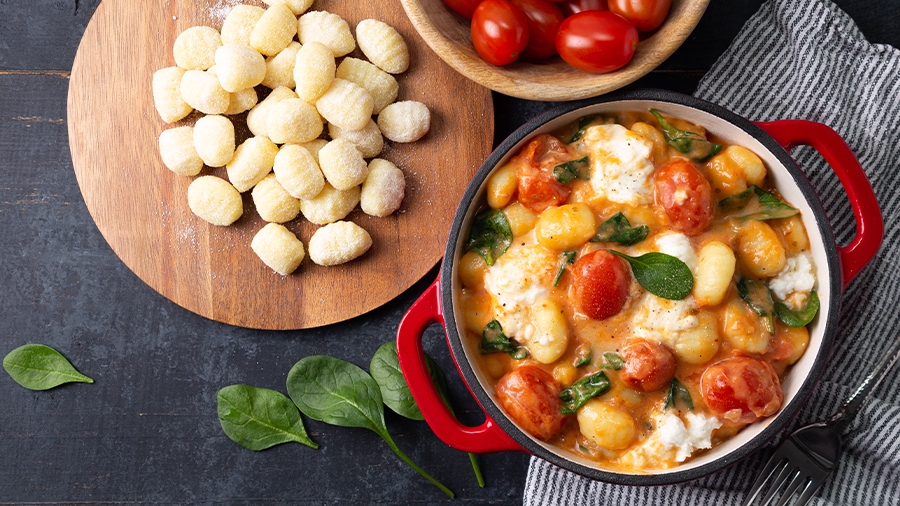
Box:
[67,0,494,330]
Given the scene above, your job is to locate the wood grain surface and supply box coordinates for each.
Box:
[401,0,711,102]
[67,0,494,330]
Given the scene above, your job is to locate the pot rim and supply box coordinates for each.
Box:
[438,89,843,485]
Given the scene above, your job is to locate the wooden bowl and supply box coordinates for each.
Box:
[400,0,711,101]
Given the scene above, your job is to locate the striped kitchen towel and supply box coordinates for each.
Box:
[523,0,900,504]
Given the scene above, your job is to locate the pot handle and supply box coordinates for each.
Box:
[754,120,883,288]
[396,277,523,453]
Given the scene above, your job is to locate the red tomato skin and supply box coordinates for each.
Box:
[607,0,671,32]
[572,250,631,320]
[619,339,677,392]
[555,11,639,73]
[471,0,531,66]
[495,365,566,440]
[559,0,608,16]
[654,159,714,236]
[442,0,484,19]
[701,357,784,424]
[510,0,565,59]
[515,134,573,212]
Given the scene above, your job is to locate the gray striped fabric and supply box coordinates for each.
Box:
[523,1,900,504]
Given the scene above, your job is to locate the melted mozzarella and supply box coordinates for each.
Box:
[621,411,722,468]
[582,124,655,205]
[769,252,816,308]
[654,231,698,272]
[630,293,699,348]
[482,240,557,338]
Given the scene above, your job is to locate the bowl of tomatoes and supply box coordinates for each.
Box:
[396,89,882,483]
[399,0,711,101]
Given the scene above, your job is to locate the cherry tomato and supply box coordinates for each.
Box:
[654,159,714,236]
[701,357,784,424]
[608,0,670,32]
[442,0,484,19]
[495,365,566,440]
[559,0,608,16]
[619,339,676,392]
[555,11,639,73]
[509,0,565,59]
[572,250,631,320]
[471,0,530,66]
[515,134,573,212]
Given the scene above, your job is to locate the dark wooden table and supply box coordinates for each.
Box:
[1,1,896,504]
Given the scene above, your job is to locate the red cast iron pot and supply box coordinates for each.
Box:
[396,89,883,485]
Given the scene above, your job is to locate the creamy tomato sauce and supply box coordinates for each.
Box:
[458,110,816,472]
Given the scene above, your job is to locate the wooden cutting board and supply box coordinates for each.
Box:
[67,0,493,330]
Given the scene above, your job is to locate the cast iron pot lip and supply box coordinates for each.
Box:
[439,89,842,485]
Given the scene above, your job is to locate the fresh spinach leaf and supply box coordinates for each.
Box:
[3,344,93,390]
[718,187,754,211]
[568,115,597,143]
[370,342,424,421]
[465,209,513,266]
[480,320,528,359]
[775,291,820,327]
[573,345,593,368]
[217,384,318,451]
[591,212,650,245]
[737,277,776,333]
[287,355,454,498]
[650,109,722,161]
[737,187,800,222]
[609,250,694,300]
[601,352,625,370]
[553,251,577,287]
[664,378,694,411]
[559,371,611,415]
[553,156,590,184]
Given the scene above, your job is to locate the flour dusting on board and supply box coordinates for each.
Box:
[207,0,243,25]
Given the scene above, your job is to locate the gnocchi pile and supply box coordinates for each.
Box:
[459,110,819,471]
[152,0,430,275]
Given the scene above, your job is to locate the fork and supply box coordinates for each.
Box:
[742,336,900,506]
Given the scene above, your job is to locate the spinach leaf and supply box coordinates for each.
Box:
[573,345,593,368]
[553,156,590,184]
[287,356,454,498]
[664,378,694,411]
[370,342,423,421]
[600,352,625,370]
[465,209,513,266]
[721,186,800,222]
[559,371,611,415]
[591,212,650,245]
[480,320,528,359]
[553,250,577,287]
[775,291,820,327]
[718,187,754,211]
[737,277,775,333]
[217,384,318,451]
[609,250,694,300]
[568,115,597,143]
[650,109,722,161]
[3,344,93,390]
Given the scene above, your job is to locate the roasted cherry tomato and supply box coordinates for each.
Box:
[471,0,530,66]
[559,0,608,16]
[510,0,565,59]
[608,0,670,32]
[654,159,714,236]
[701,357,784,424]
[515,134,573,212]
[555,10,639,73]
[619,339,676,392]
[495,365,566,440]
[442,0,483,19]
[572,250,631,320]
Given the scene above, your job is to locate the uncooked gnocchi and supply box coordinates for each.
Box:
[179,70,230,115]
[250,4,298,57]
[251,223,306,275]
[158,126,202,176]
[308,221,373,266]
[355,19,409,74]
[187,176,243,226]
[173,26,221,70]
[360,159,405,217]
[226,136,279,192]
[299,182,360,225]
[193,115,235,168]
[315,78,374,131]
[273,144,325,200]
[266,98,323,145]
[377,101,430,143]
[317,138,368,191]
[214,43,266,92]
[261,41,301,89]
[298,11,355,57]
[293,41,336,103]
[327,120,383,159]
[335,57,398,114]
[221,5,265,46]
[152,67,192,123]
[252,174,302,223]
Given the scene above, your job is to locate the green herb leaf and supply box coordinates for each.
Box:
[601,352,625,370]
[568,115,597,143]
[737,277,776,333]
[3,344,93,390]
[217,384,318,451]
[465,209,513,266]
[370,343,423,421]
[480,320,527,359]
[718,187,754,211]
[553,251,577,287]
[559,371,611,415]
[649,109,722,161]
[287,356,454,498]
[609,250,694,300]
[553,156,590,184]
[775,291,820,327]
[573,345,593,368]
[737,187,800,222]
[664,378,694,411]
[591,212,650,246]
